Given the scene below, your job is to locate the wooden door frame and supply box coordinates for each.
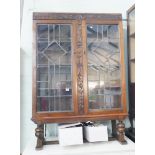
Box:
[83,19,127,115]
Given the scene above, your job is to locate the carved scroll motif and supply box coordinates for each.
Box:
[76,19,84,114]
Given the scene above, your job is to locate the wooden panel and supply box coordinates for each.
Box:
[33,13,122,21]
[76,19,84,114]
[32,113,127,124]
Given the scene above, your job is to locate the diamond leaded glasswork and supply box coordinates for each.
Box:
[87,24,122,110]
[32,13,128,149]
[36,24,73,112]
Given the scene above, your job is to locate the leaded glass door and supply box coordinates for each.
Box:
[85,21,125,112]
[34,20,77,114]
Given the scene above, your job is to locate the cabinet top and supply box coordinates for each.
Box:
[33,13,122,21]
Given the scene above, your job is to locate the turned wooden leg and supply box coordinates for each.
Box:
[35,124,44,149]
[116,121,127,144]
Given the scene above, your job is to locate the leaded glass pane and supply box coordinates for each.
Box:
[36,24,73,112]
[37,25,48,40]
[87,24,122,111]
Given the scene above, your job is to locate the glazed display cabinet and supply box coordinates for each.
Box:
[32,13,128,149]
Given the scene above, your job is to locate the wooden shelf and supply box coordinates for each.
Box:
[129,32,135,38]
[130,58,135,62]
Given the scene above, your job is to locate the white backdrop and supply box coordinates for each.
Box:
[20,0,135,153]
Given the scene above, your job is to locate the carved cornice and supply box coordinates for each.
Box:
[76,20,84,114]
[33,13,122,21]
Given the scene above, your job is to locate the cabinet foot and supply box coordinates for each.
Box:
[116,121,127,144]
[35,124,44,149]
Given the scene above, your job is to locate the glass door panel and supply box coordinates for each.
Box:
[36,24,73,112]
[87,24,122,111]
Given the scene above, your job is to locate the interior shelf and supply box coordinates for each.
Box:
[130,58,135,62]
[129,32,135,38]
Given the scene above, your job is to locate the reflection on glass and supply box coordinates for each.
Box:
[37,82,48,89]
[37,42,48,52]
[60,25,71,42]
[37,97,49,111]
[87,24,122,110]
[36,24,73,112]
[37,25,48,40]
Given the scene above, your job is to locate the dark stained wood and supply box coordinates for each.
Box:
[33,13,122,21]
[86,20,119,24]
[72,21,79,115]
[76,19,84,114]
[32,113,127,124]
